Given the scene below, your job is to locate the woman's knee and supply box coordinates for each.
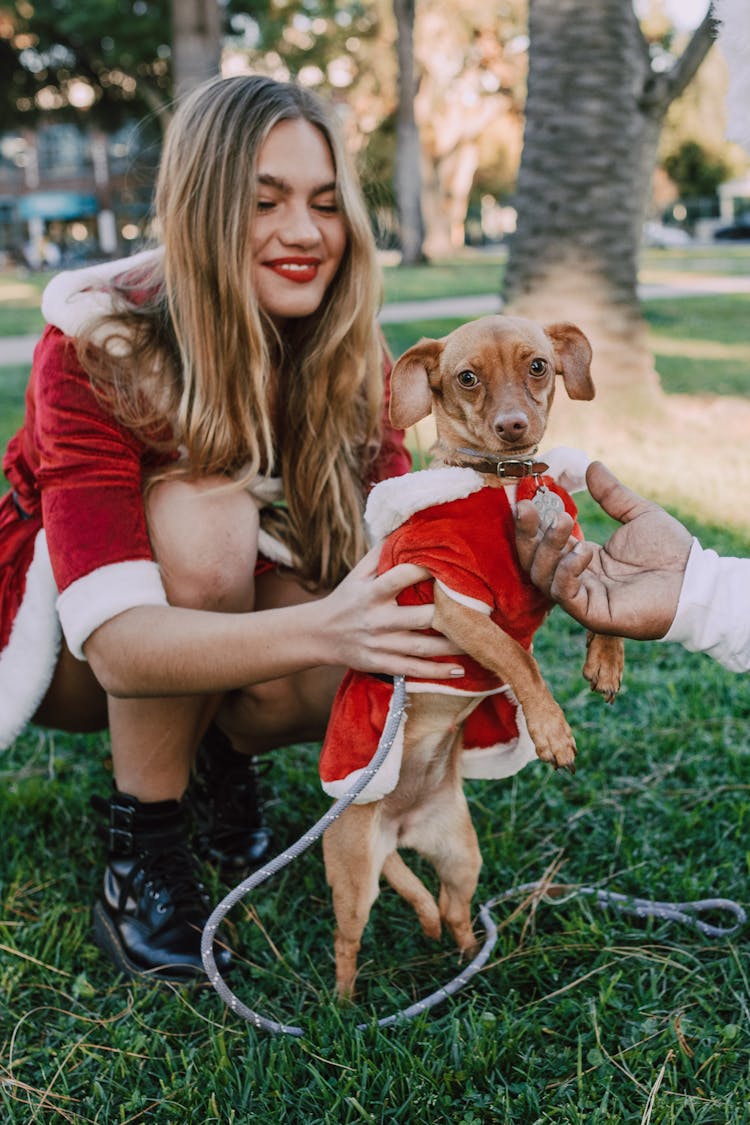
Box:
[146,476,260,612]
[221,666,343,749]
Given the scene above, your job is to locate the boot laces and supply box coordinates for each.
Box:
[121,842,209,920]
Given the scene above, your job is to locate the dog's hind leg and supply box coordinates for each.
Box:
[400,786,482,956]
[382,851,442,940]
[323,803,391,1000]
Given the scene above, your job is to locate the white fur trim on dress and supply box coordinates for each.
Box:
[57,559,169,660]
[0,530,61,750]
[321,709,406,804]
[257,529,294,567]
[365,466,485,542]
[41,248,162,343]
[461,701,538,780]
[435,578,492,615]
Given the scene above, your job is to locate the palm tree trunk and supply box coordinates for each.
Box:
[393,0,425,264]
[171,0,222,100]
[502,0,715,403]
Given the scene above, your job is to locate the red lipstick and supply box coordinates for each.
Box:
[264,257,321,284]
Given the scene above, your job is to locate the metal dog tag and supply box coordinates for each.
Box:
[531,485,565,530]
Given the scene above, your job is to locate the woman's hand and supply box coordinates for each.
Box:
[316,546,464,679]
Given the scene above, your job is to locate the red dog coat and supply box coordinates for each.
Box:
[319,462,583,802]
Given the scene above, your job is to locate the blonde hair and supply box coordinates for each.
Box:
[80,75,385,588]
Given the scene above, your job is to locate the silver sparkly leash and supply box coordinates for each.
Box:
[201,675,409,1036]
[201,675,746,1037]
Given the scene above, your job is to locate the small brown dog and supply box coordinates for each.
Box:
[321,315,624,999]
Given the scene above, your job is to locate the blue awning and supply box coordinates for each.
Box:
[18,191,98,221]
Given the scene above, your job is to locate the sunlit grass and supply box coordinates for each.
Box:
[2,253,750,1119]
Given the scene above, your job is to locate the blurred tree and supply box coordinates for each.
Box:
[393,0,424,264]
[413,1,526,259]
[502,0,716,398]
[171,0,222,98]
[663,138,730,199]
[0,0,175,129]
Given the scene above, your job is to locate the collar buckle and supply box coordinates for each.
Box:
[495,458,536,478]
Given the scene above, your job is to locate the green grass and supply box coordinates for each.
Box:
[382,253,507,303]
[640,244,750,278]
[0,270,51,336]
[3,498,750,1121]
[643,295,750,397]
[0,366,31,443]
[3,255,750,1121]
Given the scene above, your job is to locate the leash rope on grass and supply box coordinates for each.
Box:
[201,675,746,1037]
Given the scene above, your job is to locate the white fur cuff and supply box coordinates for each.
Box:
[0,530,61,749]
[57,559,169,660]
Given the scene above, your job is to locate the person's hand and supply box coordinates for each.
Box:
[515,461,693,639]
[318,546,464,679]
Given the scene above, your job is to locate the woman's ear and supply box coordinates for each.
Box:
[389,338,444,428]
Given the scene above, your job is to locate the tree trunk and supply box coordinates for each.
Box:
[393,0,426,264]
[171,0,223,100]
[503,0,714,407]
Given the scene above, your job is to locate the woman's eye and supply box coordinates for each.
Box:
[257,199,276,212]
[456,370,479,388]
[314,201,339,214]
[529,358,548,377]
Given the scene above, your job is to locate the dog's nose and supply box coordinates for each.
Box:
[494,411,529,442]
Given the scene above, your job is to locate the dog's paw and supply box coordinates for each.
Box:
[583,633,625,703]
[530,708,577,773]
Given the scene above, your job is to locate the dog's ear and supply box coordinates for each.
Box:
[389,338,444,428]
[544,323,595,401]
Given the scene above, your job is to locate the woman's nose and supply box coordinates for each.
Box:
[279,204,321,247]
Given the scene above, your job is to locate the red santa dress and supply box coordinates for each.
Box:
[319,455,586,803]
[0,250,411,748]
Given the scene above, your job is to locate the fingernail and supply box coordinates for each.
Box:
[449,667,465,677]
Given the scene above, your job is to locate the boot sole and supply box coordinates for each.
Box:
[92,901,213,985]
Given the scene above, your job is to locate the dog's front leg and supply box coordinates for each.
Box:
[433,585,576,770]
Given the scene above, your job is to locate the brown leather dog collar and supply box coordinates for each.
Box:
[449,446,550,478]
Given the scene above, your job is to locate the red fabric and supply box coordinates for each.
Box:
[4,328,163,596]
[1,326,410,655]
[0,493,40,650]
[318,670,394,788]
[462,689,520,749]
[379,479,577,689]
[319,478,580,788]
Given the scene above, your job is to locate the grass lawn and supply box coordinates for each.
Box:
[3,498,750,1121]
[643,294,750,397]
[2,253,750,1122]
[0,270,52,337]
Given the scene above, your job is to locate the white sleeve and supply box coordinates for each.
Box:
[660,539,750,672]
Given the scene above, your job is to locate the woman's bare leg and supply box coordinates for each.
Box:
[105,476,260,799]
[217,565,344,755]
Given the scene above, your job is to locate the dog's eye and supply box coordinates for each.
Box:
[529,358,548,377]
[456,370,479,388]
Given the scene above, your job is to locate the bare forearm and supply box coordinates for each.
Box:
[84,601,331,697]
[83,554,465,697]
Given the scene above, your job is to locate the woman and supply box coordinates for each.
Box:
[0,76,462,981]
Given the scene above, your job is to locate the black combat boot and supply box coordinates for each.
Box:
[91,790,231,981]
[187,724,272,875]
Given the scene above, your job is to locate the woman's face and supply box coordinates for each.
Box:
[251,118,348,325]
